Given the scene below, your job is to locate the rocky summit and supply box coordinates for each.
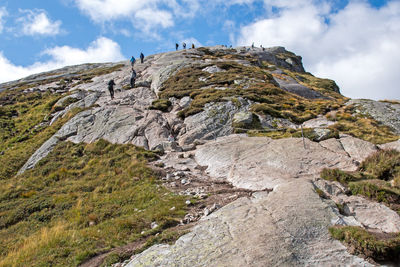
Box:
[0,46,399,267]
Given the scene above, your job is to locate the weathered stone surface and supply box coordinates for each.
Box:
[127,180,371,267]
[273,75,326,99]
[314,179,400,233]
[54,90,85,108]
[18,136,59,174]
[202,65,226,74]
[195,135,359,190]
[379,139,400,151]
[302,115,335,128]
[232,111,253,126]
[347,99,400,134]
[312,128,334,141]
[179,96,192,109]
[178,99,251,146]
[338,134,379,163]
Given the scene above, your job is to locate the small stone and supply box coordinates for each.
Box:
[181,179,188,184]
[174,171,186,177]
[203,208,210,216]
[170,206,176,211]
[151,222,158,229]
[185,200,191,205]
[141,231,145,235]
[198,193,208,199]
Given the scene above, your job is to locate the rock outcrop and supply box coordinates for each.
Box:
[127,134,383,266]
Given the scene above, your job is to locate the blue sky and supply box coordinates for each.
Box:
[0,0,398,100]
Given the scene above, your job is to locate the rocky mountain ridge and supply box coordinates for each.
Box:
[0,45,399,266]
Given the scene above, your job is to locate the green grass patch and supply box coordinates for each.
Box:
[329,226,400,263]
[150,99,172,112]
[0,140,188,266]
[348,181,400,204]
[248,127,339,142]
[320,168,360,184]
[359,149,400,181]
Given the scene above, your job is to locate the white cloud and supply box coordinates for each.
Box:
[0,37,124,83]
[17,9,62,36]
[236,0,400,100]
[0,7,7,33]
[73,0,200,35]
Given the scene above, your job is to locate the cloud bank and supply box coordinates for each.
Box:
[0,37,124,83]
[17,9,62,36]
[236,0,400,100]
[74,0,199,36]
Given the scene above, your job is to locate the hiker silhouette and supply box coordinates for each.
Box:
[176,43,179,51]
[108,79,116,100]
[130,70,137,88]
[140,52,144,63]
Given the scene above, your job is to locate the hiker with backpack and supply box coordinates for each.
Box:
[140,52,144,63]
[130,69,137,88]
[182,42,186,49]
[191,43,195,49]
[108,79,116,100]
[130,56,135,68]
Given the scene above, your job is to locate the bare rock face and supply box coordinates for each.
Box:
[127,180,371,267]
[178,99,251,146]
[194,135,358,190]
[347,99,400,135]
[338,134,379,163]
[273,74,327,99]
[127,134,393,266]
[379,139,400,151]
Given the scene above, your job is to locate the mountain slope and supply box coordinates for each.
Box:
[0,45,399,266]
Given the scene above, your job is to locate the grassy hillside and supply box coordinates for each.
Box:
[0,140,188,266]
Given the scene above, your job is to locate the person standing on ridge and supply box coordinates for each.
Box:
[140,52,144,63]
[130,56,135,68]
[130,69,137,88]
[176,43,179,51]
[108,79,116,100]
[182,42,186,49]
[191,43,195,49]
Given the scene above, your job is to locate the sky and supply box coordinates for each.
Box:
[0,0,398,100]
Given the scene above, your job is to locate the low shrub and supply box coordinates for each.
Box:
[329,226,400,262]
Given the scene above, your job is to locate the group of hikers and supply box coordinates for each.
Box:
[106,42,262,100]
[107,52,144,100]
[175,42,195,51]
[106,42,196,100]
